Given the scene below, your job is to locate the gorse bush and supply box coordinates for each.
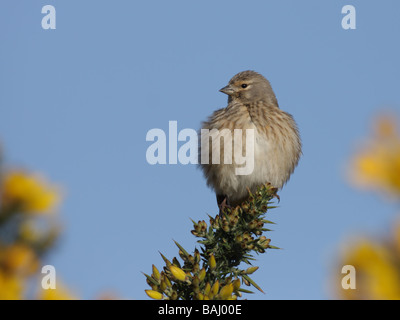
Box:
[145,183,279,300]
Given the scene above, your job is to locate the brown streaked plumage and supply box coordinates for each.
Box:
[200,70,301,207]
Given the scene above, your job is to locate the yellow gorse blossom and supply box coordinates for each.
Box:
[37,282,78,300]
[0,269,23,300]
[211,280,219,297]
[145,184,277,300]
[232,278,241,291]
[209,254,216,271]
[0,152,76,300]
[1,171,59,214]
[0,243,39,276]
[338,238,400,300]
[350,115,400,196]
[145,289,164,300]
[219,283,234,299]
[337,113,400,300]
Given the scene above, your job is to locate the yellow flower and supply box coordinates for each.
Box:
[37,282,77,300]
[219,283,234,300]
[338,239,400,300]
[204,282,211,296]
[232,278,241,291]
[0,270,23,300]
[245,266,259,274]
[349,115,400,196]
[375,115,397,139]
[210,280,219,298]
[1,171,60,214]
[169,265,187,281]
[152,264,160,281]
[0,243,39,276]
[198,267,206,282]
[145,289,164,300]
[196,292,204,300]
[393,220,400,256]
[209,254,216,271]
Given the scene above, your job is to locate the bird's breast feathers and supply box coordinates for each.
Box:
[200,103,300,203]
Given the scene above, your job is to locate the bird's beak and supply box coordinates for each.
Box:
[219,85,235,96]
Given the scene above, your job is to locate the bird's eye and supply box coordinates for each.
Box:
[241,84,248,88]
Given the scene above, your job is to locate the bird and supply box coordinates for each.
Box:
[199,70,301,209]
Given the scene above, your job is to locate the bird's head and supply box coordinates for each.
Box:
[219,70,278,106]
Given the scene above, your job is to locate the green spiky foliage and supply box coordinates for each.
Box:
[144,183,280,300]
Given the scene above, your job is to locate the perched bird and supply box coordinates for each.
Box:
[200,70,301,208]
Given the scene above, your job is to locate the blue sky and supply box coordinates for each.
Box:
[1,1,399,299]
